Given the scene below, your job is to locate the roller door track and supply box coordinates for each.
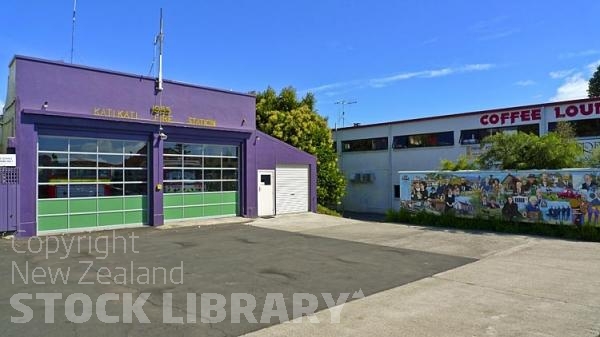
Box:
[275,165,309,214]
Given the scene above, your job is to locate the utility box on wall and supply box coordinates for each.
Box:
[0,167,19,232]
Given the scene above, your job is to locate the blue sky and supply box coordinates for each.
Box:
[1,0,599,127]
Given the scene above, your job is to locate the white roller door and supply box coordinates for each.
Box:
[276,165,309,214]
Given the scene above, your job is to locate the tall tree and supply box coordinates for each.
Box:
[255,87,345,207]
[589,64,600,97]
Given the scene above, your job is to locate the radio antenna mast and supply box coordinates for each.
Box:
[70,0,77,63]
[153,8,167,140]
[155,8,164,93]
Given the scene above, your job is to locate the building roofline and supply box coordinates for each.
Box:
[11,55,255,98]
[336,96,600,131]
[255,130,316,160]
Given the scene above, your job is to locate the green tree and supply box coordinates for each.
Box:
[553,120,576,139]
[255,86,345,207]
[584,146,600,168]
[440,154,479,171]
[477,131,582,169]
[589,64,600,97]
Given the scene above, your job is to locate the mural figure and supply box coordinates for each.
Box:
[502,196,521,221]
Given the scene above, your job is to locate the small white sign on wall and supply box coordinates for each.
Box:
[0,154,16,167]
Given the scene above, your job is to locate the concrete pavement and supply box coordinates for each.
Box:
[0,216,472,337]
[247,213,600,337]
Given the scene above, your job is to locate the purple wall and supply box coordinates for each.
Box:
[14,56,256,131]
[10,55,317,236]
[247,131,318,215]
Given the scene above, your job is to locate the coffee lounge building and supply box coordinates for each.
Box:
[0,55,316,236]
[333,96,600,214]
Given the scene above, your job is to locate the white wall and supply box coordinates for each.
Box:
[340,151,391,213]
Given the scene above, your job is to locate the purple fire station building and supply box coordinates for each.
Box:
[0,55,316,236]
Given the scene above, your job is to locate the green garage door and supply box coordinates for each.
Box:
[163,142,238,221]
[37,136,149,233]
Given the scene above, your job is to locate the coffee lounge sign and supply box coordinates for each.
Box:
[478,100,600,126]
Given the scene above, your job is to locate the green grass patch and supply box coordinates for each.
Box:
[385,208,600,242]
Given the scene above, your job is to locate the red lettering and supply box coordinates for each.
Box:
[566,105,578,117]
[531,108,541,120]
[596,102,600,114]
[489,114,499,124]
[520,110,531,121]
[580,103,594,116]
[480,115,489,125]
[510,111,520,124]
[500,112,510,125]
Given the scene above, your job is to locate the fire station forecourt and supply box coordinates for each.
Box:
[2,214,474,337]
[3,213,600,337]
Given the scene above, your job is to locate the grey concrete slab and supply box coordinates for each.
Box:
[242,277,600,337]
[489,239,600,272]
[253,213,533,259]
[0,223,474,337]
[250,212,363,232]
[437,241,600,308]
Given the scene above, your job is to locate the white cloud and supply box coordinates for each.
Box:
[0,100,4,114]
[550,73,588,101]
[559,49,600,59]
[421,37,439,45]
[303,82,348,94]
[469,16,520,41]
[515,80,536,86]
[549,69,575,79]
[301,63,495,95]
[478,29,520,41]
[587,59,600,73]
[462,64,495,71]
[550,59,600,101]
[368,63,495,88]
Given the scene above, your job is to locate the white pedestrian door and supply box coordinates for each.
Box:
[257,170,275,216]
[276,165,309,214]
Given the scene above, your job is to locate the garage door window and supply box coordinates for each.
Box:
[163,142,239,220]
[37,136,148,232]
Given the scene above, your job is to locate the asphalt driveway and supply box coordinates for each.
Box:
[0,222,474,337]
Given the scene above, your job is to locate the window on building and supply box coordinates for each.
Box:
[341,137,388,152]
[392,131,454,149]
[163,142,238,194]
[459,124,539,145]
[38,136,148,199]
[393,185,400,199]
[548,119,600,138]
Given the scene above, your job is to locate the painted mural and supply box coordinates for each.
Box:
[399,169,600,226]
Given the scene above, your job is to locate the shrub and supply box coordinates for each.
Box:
[385,209,600,242]
[317,204,342,217]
